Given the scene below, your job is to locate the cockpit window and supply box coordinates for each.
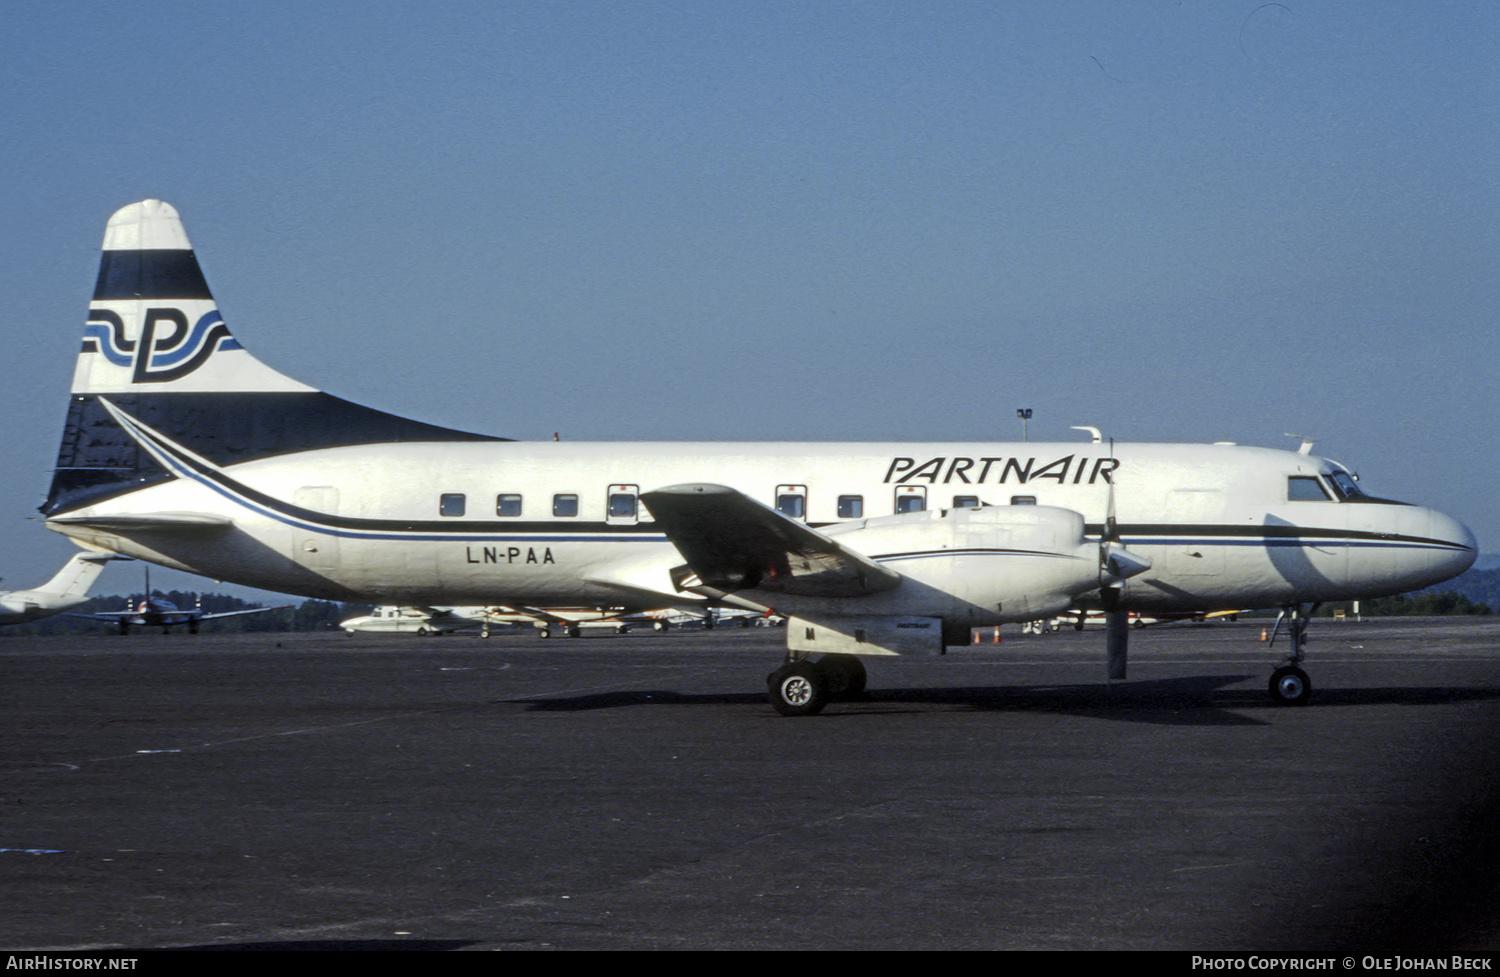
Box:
[1326,471,1365,500]
[1287,476,1331,502]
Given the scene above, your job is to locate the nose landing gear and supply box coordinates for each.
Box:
[1266,603,1318,706]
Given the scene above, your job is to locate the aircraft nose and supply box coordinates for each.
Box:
[1428,509,1479,582]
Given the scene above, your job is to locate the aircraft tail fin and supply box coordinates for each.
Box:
[34,552,112,601]
[74,200,313,396]
[44,200,503,517]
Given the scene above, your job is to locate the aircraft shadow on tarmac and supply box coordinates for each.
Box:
[507,675,1500,726]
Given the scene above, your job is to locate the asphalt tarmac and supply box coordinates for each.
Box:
[3,616,1500,952]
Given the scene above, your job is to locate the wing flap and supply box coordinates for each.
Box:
[640,483,901,599]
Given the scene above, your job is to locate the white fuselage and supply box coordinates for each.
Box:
[0,591,88,626]
[46,439,1477,619]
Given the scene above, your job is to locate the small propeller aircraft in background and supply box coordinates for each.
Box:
[69,567,289,634]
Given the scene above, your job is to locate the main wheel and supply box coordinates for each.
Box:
[1269,665,1312,706]
[767,662,828,717]
[817,654,867,699]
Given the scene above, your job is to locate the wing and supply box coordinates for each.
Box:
[193,605,292,621]
[639,483,901,599]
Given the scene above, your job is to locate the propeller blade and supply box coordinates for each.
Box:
[1106,609,1129,680]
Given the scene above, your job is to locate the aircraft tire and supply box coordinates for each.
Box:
[767,662,827,717]
[817,654,867,699]
[1269,665,1312,706]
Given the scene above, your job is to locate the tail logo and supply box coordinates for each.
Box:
[82,307,242,383]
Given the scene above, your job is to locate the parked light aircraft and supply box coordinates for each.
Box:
[40,200,1477,713]
[341,604,769,636]
[1021,609,1243,633]
[340,605,488,636]
[0,551,114,625]
[341,604,650,637]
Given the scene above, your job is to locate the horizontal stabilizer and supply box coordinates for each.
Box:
[47,512,233,534]
[640,483,901,599]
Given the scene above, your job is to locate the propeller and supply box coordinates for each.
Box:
[1096,457,1151,681]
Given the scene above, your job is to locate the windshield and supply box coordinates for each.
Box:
[1326,471,1364,500]
[1322,469,1408,505]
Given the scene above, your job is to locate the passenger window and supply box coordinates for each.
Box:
[553,494,579,517]
[837,495,863,518]
[896,494,925,514]
[1288,477,1331,502]
[776,494,806,519]
[953,496,980,508]
[1010,496,1037,505]
[606,484,640,524]
[439,493,466,517]
[496,494,522,517]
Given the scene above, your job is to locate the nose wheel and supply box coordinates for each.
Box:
[1269,664,1311,706]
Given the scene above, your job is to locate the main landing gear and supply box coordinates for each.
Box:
[766,654,867,717]
[1266,603,1318,706]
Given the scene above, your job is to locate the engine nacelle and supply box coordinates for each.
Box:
[776,504,1147,652]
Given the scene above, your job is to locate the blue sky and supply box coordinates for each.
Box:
[0,1,1494,597]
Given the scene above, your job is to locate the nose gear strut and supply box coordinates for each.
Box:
[1265,603,1319,706]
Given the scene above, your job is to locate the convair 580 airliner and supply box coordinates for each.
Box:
[41,201,1477,714]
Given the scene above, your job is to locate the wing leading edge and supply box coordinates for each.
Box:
[640,483,901,599]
